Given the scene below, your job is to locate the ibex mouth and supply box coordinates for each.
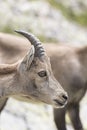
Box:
[54,99,67,107]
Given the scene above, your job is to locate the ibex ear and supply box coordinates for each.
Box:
[20,45,35,71]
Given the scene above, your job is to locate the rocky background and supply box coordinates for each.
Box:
[0,0,87,130]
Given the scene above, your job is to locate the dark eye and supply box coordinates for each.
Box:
[38,71,47,77]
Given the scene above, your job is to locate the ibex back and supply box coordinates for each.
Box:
[0,32,86,130]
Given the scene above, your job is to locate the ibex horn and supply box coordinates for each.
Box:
[15,30,45,57]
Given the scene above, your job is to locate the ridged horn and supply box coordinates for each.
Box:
[15,30,45,57]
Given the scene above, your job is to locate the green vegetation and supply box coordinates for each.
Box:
[38,35,58,43]
[48,0,87,26]
[1,25,13,34]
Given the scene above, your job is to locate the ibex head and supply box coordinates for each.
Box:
[14,31,68,108]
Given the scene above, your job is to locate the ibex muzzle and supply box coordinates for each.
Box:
[14,31,68,108]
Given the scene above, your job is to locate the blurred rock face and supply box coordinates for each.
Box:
[55,0,87,14]
[0,0,87,45]
[0,95,87,130]
[0,98,57,130]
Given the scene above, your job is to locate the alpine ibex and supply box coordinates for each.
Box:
[0,32,86,130]
[0,31,68,112]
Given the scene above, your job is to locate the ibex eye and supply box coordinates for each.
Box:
[38,71,47,77]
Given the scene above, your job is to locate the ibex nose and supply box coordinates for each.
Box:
[60,92,68,103]
[62,94,68,101]
[54,92,68,107]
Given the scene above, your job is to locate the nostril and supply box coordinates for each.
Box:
[62,94,68,100]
